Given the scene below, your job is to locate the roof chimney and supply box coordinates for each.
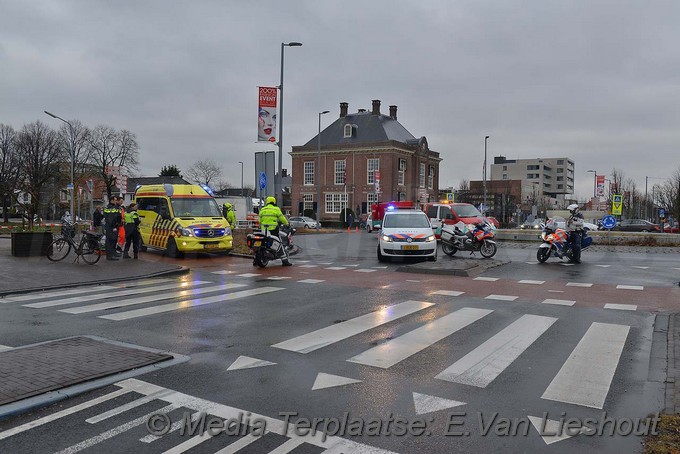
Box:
[389,105,397,120]
[371,99,381,115]
[339,102,348,118]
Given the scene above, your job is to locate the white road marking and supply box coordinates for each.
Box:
[139,412,202,443]
[0,345,13,352]
[542,299,576,306]
[266,276,292,280]
[272,301,433,353]
[24,281,211,309]
[548,290,565,293]
[162,424,215,454]
[60,284,245,314]
[518,280,545,285]
[616,285,644,290]
[406,279,420,283]
[268,438,307,454]
[604,304,637,311]
[312,373,362,390]
[57,405,179,454]
[85,390,173,423]
[355,269,377,273]
[98,287,284,321]
[528,416,589,445]
[372,266,388,269]
[542,322,630,409]
[0,387,133,441]
[294,260,310,263]
[347,307,493,369]
[566,282,593,288]
[341,264,360,267]
[211,270,236,275]
[559,263,575,266]
[1,285,118,303]
[317,262,334,265]
[436,314,557,387]
[297,279,325,284]
[432,290,465,297]
[213,433,259,453]
[474,277,498,282]
[525,261,539,264]
[325,267,346,270]
[298,264,318,268]
[631,266,649,269]
[236,273,261,277]
[595,264,611,268]
[412,392,466,415]
[485,294,518,301]
[227,355,277,371]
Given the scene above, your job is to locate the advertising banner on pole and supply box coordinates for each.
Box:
[596,175,605,198]
[258,87,278,143]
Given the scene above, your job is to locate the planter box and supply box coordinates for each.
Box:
[10,232,53,257]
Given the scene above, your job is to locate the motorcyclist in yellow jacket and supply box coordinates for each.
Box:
[258,196,291,266]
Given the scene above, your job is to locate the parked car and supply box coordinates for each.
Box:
[377,209,437,262]
[424,202,486,238]
[611,219,661,233]
[288,216,320,229]
[663,221,679,233]
[366,213,381,233]
[485,216,500,229]
[520,219,543,230]
[546,216,598,231]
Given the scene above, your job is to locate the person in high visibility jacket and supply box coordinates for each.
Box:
[103,197,123,260]
[123,202,141,259]
[258,196,291,266]
[222,203,236,231]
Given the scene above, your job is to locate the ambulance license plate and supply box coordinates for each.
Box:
[402,245,418,250]
[204,243,219,249]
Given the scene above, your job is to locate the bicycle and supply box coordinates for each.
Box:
[46,222,104,265]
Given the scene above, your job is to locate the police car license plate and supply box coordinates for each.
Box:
[253,241,261,247]
[402,245,418,250]
[204,243,219,249]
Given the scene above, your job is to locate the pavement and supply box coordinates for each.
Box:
[0,231,679,449]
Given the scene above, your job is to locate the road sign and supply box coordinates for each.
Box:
[659,208,665,218]
[447,193,454,202]
[259,172,267,190]
[601,214,617,229]
[612,194,623,215]
[66,183,74,190]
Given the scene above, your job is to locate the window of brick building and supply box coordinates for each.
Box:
[428,165,435,189]
[325,193,347,214]
[303,194,314,211]
[304,161,314,185]
[334,160,346,185]
[419,163,425,188]
[398,159,406,186]
[367,158,379,184]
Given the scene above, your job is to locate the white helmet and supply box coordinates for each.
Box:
[567,204,579,214]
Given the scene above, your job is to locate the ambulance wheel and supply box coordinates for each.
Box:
[166,237,184,258]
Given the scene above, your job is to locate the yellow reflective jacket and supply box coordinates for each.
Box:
[259,204,288,230]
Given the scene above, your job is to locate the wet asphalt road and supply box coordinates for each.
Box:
[0,231,677,453]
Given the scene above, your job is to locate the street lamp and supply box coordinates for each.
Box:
[316,110,330,231]
[276,41,302,208]
[238,161,244,197]
[587,170,597,210]
[645,176,664,221]
[44,111,75,223]
[483,135,489,216]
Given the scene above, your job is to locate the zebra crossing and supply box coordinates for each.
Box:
[0,279,284,321]
[265,300,635,411]
[0,378,397,453]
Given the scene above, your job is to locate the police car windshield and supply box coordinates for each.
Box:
[452,205,483,218]
[383,213,431,228]
[171,198,222,217]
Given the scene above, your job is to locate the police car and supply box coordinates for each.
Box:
[377,209,437,262]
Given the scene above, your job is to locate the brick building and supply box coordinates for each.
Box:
[290,100,441,221]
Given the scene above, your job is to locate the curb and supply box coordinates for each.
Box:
[0,265,191,298]
[0,335,189,421]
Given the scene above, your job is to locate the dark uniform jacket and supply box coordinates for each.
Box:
[103,203,122,232]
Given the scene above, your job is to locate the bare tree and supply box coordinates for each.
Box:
[655,167,680,226]
[15,122,62,228]
[186,159,222,187]
[214,179,233,192]
[0,124,21,223]
[458,179,470,191]
[88,126,139,200]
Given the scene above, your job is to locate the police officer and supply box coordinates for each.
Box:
[566,203,584,263]
[222,202,236,231]
[258,196,291,266]
[122,202,141,259]
[103,196,123,260]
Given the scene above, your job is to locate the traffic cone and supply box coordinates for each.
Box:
[347,227,350,234]
[355,226,358,233]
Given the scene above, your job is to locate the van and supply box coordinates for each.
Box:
[134,184,233,257]
[424,202,486,238]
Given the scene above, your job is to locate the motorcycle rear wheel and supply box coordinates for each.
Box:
[441,242,458,256]
[480,241,497,258]
[537,247,550,263]
[255,250,269,268]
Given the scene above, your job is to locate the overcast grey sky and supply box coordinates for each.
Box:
[1,0,678,200]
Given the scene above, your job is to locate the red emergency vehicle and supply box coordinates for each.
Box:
[369,201,416,231]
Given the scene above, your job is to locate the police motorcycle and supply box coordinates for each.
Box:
[246,224,296,268]
[536,219,592,263]
[440,220,498,258]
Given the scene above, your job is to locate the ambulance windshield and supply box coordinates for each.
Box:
[171,198,222,218]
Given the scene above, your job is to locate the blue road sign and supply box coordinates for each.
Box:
[601,214,617,229]
[259,172,267,190]
[659,208,665,218]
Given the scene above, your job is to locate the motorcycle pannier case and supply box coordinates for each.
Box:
[246,232,266,249]
[440,227,454,243]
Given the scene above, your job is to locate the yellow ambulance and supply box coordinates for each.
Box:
[134,184,233,257]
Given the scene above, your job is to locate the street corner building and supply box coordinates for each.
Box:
[289,100,442,221]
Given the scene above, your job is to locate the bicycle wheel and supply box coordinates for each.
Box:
[80,238,102,265]
[47,238,71,262]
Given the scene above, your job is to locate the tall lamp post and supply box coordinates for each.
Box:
[238,161,244,197]
[483,135,489,216]
[277,41,302,208]
[44,111,75,222]
[587,170,597,211]
[316,110,330,231]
